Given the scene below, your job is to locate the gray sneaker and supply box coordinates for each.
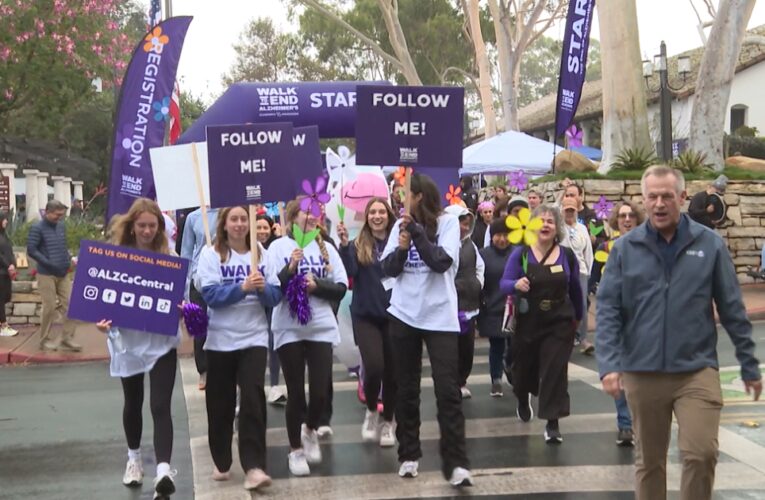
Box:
[59,340,83,352]
[616,428,634,447]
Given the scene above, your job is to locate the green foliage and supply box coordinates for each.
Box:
[726,135,765,160]
[534,166,765,184]
[518,37,602,107]
[672,150,714,174]
[733,125,759,137]
[610,147,658,172]
[9,217,103,252]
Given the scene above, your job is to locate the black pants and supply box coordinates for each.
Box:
[511,331,574,420]
[457,319,476,387]
[354,315,396,421]
[189,283,208,375]
[120,349,177,463]
[389,315,468,479]
[278,341,333,449]
[205,347,268,472]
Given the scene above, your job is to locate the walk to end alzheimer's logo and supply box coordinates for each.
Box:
[399,147,418,163]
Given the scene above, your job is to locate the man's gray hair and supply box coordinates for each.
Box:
[533,204,567,243]
[641,165,685,195]
[46,199,68,212]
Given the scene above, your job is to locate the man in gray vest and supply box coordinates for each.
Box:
[27,200,80,351]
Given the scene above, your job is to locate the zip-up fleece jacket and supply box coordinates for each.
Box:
[596,215,761,382]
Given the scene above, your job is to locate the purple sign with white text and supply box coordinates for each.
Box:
[290,125,324,188]
[554,0,596,138]
[107,17,192,221]
[355,85,464,168]
[68,241,189,336]
[206,122,295,208]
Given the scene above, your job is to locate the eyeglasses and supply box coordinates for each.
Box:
[617,212,636,219]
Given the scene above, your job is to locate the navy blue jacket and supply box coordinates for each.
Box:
[27,219,71,277]
[339,238,390,321]
[596,215,761,382]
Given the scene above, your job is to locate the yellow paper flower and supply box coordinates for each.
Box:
[594,232,620,264]
[505,208,543,246]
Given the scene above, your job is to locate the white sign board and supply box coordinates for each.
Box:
[149,142,210,211]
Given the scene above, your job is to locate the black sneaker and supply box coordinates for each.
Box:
[516,394,533,422]
[616,428,634,447]
[544,420,562,444]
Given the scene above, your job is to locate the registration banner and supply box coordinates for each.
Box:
[68,241,189,336]
[355,85,464,168]
[206,122,296,208]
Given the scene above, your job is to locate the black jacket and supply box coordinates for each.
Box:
[455,238,481,312]
[479,243,512,316]
[339,238,391,320]
[0,232,15,276]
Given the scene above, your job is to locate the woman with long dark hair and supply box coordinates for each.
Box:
[381,173,472,487]
[196,206,281,491]
[264,198,348,477]
[336,197,397,447]
[94,198,179,499]
[0,213,16,337]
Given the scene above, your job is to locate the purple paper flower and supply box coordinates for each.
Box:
[299,176,331,217]
[566,124,583,148]
[593,195,615,220]
[509,171,528,192]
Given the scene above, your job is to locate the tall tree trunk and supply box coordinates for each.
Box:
[376,0,422,85]
[463,0,497,137]
[690,0,755,171]
[487,0,514,131]
[598,0,652,172]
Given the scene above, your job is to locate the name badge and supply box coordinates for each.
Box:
[549,265,564,274]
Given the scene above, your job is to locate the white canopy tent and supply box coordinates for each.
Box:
[460,130,563,177]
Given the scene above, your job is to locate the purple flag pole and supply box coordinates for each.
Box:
[553,0,596,156]
[106,16,193,221]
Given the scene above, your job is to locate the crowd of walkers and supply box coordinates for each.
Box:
[85,167,760,500]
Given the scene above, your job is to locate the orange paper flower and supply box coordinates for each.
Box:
[445,184,462,205]
[394,166,412,186]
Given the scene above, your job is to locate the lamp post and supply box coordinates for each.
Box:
[642,41,691,162]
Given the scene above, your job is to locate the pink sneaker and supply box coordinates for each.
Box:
[357,379,366,405]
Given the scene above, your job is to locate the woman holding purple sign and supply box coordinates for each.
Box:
[196,206,282,491]
[265,197,348,477]
[95,198,180,500]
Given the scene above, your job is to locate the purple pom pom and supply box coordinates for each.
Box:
[458,311,470,335]
[286,274,312,325]
[182,302,208,339]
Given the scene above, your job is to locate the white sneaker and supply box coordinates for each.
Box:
[379,421,395,448]
[0,326,17,337]
[153,469,176,498]
[288,450,310,476]
[449,467,474,487]
[398,460,419,478]
[460,386,472,399]
[362,409,379,441]
[301,424,322,464]
[316,425,333,438]
[122,458,143,487]
[268,386,287,405]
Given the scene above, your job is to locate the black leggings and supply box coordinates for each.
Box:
[206,347,268,472]
[457,319,476,387]
[354,315,396,421]
[120,349,177,463]
[277,341,333,449]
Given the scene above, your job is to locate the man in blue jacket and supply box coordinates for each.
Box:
[596,165,761,500]
[27,200,80,351]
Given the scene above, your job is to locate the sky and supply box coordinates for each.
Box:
[146,0,765,104]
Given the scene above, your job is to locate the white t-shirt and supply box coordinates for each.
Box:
[381,213,461,332]
[265,236,348,350]
[196,245,270,352]
[163,213,177,249]
[108,326,180,378]
[562,221,593,275]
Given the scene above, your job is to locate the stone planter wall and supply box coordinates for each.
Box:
[533,179,765,284]
[7,281,42,325]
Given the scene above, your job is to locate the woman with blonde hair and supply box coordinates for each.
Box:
[95,198,179,499]
[337,197,397,447]
[265,197,348,477]
[196,205,281,490]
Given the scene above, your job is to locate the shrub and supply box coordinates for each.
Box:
[733,125,759,137]
[610,147,658,171]
[672,150,714,174]
[726,135,765,160]
[10,217,104,252]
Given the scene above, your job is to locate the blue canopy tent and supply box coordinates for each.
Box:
[570,145,603,161]
[459,130,563,177]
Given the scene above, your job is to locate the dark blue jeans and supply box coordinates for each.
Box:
[615,391,632,429]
